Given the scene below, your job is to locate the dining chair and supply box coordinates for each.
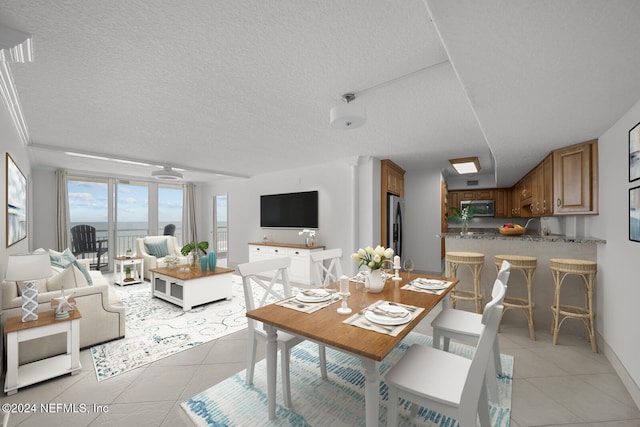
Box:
[431,260,510,402]
[310,248,344,289]
[385,288,504,427]
[237,257,327,409]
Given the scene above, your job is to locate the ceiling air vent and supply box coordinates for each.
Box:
[466,180,479,186]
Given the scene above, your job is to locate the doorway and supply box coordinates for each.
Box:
[213,194,228,267]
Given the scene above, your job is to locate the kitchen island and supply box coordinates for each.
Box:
[440,231,605,336]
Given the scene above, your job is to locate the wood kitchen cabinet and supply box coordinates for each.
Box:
[553,140,598,214]
[493,189,509,218]
[459,189,493,200]
[381,159,405,247]
[448,190,460,214]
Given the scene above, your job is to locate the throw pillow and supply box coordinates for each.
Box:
[145,240,169,258]
[46,265,78,292]
[49,248,93,285]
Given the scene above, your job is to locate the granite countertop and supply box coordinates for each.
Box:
[438,231,606,244]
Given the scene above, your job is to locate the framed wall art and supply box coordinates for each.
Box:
[629,122,640,182]
[6,153,27,247]
[630,185,640,242]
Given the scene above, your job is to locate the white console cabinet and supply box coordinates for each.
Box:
[248,242,325,286]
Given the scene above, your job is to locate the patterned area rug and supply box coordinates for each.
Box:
[91,277,248,381]
[182,333,513,426]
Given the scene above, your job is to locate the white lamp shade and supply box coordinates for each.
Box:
[5,252,51,281]
[330,103,366,129]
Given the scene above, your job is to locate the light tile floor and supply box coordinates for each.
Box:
[2,277,639,426]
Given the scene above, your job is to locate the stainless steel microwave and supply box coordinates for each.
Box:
[460,200,495,217]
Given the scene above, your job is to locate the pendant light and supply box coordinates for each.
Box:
[330,93,366,129]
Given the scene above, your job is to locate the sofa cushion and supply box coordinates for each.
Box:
[49,248,93,285]
[145,240,169,258]
[46,266,80,292]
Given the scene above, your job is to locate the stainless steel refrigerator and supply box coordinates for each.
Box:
[387,194,404,258]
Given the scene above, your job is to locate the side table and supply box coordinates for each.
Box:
[114,256,144,286]
[4,309,82,395]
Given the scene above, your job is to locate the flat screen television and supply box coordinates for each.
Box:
[260,190,318,229]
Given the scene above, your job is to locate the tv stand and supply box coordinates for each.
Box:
[248,242,325,286]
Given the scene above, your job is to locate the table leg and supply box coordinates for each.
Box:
[265,324,278,420]
[361,357,379,427]
[70,319,80,374]
[5,331,18,395]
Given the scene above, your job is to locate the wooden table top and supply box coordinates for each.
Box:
[5,308,82,334]
[150,266,235,280]
[246,272,457,361]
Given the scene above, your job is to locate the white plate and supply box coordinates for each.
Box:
[364,303,412,325]
[412,279,448,290]
[296,291,332,303]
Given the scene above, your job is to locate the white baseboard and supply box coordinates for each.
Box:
[600,332,640,410]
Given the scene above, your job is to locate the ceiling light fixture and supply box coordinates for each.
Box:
[449,156,481,174]
[330,59,450,130]
[151,166,183,181]
[330,93,366,129]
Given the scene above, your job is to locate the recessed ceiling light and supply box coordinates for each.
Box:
[449,157,480,174]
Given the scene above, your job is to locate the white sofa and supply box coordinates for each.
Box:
[2,258,125,364]
[136,236,188,280]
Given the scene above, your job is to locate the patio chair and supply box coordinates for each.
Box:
[163,224,176,236]
[70,224,108,271]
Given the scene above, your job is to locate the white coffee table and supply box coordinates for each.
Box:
[149,266,234,310]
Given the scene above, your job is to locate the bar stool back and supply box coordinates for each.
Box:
[446,251,485,313]
[549,258,598,352]
[494,255,537,340]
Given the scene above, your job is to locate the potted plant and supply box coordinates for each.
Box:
[181,241,209,267]
[448,201,486,235]
[125,248,132,257]
[124,267,133,282]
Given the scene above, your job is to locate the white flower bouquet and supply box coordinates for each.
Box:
[351,245,394,271]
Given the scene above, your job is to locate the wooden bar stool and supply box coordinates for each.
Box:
[446,251,485,313]
[494,255,537,340]
[549,258,598,352]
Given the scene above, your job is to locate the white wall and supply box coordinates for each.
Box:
[0,108,31,276]
[589,98,640,393]
[403,168,443,273]
[201,158,371,275]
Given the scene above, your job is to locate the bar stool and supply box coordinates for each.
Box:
[446,252,485,313]
[494,255,537,340]
[549,258,598,352]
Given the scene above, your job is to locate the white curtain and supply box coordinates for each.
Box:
[56,169,70,250]
[184,182,198,245]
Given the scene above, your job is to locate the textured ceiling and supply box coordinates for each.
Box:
[2,1,640,186]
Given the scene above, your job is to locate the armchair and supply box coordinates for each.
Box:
[136,236,188,280]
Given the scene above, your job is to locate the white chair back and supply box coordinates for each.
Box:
[237,257,292,331]
[460,299,504,425]
[310,248,343,288]
[495,260,511,291]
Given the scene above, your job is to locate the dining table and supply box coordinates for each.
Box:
[245,271,458,427]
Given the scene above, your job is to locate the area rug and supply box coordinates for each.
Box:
[182,333,513,426]
[91,277,249,381]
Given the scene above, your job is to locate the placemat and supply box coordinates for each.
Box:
[342,300,424,336]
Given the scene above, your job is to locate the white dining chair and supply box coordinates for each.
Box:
[385,289,504,427]
[237,257,327,408]
[310,248,344,289]
[431,260,510,402]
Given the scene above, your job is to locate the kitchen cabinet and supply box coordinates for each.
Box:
[459,189,492,200]
[381,159,405,247]
[493,189,509,218]
[448,190,460,214]
[553,140,598,214]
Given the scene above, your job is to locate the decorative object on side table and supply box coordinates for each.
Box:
[207,251,217,271]
[165,254,180,269]
[298,229,317,246]
[351,245,394,293]
[181,241,209,268]
[5,252,52,322]
[51,289,76,319]
[448,200,485,235]
[200,255,208,272]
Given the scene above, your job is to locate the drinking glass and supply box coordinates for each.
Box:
[355,280,368,308]
[403,259,414,280]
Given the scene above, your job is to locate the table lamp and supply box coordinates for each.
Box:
[5,252,51,322]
